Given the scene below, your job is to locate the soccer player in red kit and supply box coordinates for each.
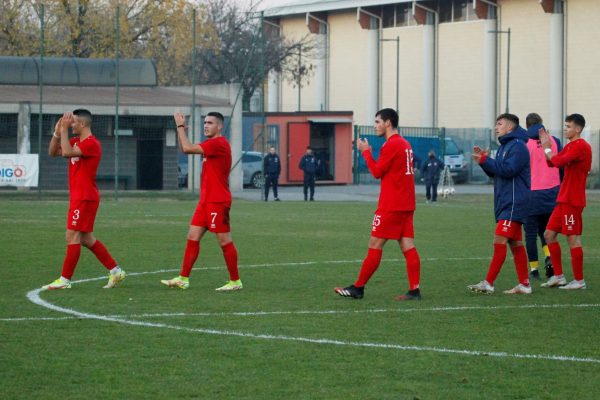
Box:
[161,111,241,291]
[334,108,422,300]
[539,114,592,290]
[43,110,125,290]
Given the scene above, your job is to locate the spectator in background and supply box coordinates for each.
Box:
[263,146,281,201]
[524,112,561,280]
[420,150,444,203]
[299,146,318,201]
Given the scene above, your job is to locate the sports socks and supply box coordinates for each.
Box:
[543,244,551,258]
[61,244,81,280]
[180,239,200,278]
[485,243,507,285]
[529,260,539,271]
[403,247,421,290]
[89,240,117,270]
[354,248,383,287]
[570,246,584,281]
[221,242,239,281]
[548,242,563,276]
[511,245,529,286]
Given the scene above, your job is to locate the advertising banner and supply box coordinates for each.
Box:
[0,154,39,187]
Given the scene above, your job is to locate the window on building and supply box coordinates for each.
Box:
[382,4,395,28]
[439,0,479,23]
[395,4,415,27]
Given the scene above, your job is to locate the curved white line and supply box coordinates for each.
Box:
[25,286,600,364]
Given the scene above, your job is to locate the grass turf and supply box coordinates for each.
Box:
[1,192,599,399]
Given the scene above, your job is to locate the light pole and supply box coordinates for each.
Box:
[489,28,511,113]
[380,36,399,113]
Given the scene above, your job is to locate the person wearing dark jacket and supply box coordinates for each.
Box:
[524,113,562,280]
[420,151,445,203]
[263,146,281,201]
[468,113,532,295]
[299,146,318,201]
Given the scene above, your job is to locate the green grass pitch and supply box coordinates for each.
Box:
[1,193,599,399]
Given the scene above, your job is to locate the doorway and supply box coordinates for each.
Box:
[310,123,334,180]
[137,131,163,190]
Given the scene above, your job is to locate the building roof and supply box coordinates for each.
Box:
[264,0,412,17]
[0,85,230,108]
[0,57,157,87]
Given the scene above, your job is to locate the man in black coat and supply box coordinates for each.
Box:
[263,146,281,201]
[299,146,318,201]
[420,150,445,203]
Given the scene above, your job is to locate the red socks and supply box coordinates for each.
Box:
[403,247,421,290]
[571,246,584,281]
[511,245,529,286]
[485,243,507,285]
[548,241,563,276]
[354,248,383,287]
[89,240,117,270]
[61,244,81,280]
[180,239,200,278]
[221,242,239,281]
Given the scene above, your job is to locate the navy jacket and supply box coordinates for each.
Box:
[263,153,281,176]
[526,124,562,216]
[479,126,531,223]
[420,157,445,184]
[299,154,318,174]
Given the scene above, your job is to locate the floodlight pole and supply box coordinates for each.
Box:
[191,8,197,193]
[297,44,302,111]
[489,28,511,113]
[114,5,120,200]
[38,4,44,199]
[380,36,400,113]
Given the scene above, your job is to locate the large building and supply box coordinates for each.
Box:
[265,0,600,138]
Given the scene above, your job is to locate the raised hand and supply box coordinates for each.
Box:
[174,111,186,127]
[357,138,370,153]
[538,128,551,149]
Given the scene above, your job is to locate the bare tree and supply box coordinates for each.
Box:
[196,0,316,111]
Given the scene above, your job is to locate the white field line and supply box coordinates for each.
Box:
[4,303,599,322]
[23,285,600,364]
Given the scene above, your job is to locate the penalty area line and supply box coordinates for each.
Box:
[25,287,600,364]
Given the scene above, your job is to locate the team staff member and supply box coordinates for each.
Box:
[335,108,422,301]
[468,113,531,295]
[420,150,444,203]
[524,113,561,280]
[161,111,242,291]
[299,146,318,201]
[43,110,125,290]
[540,114,592,290]
[263,146,281,201]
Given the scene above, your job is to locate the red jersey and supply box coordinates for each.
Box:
[199,136,232,203]
[362,134,416,212]
[548,138,591,207]
[68,135,101,202]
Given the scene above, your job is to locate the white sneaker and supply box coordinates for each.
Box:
[103,269,126,289]
[541,274,567,288]
[467,280,494,294]
[503,284,532,294]
[558,280,586,290]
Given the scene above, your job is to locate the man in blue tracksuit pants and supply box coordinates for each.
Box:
[468,113,532,295]
[263,146,281,201]
[420,150,445,203]
[299,146,318,201]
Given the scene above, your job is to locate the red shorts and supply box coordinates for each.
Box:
[67,200,99,232]
[546,204,583,235]
[191,202,231,233]
[494,220,523,241]
[371,210,414,240]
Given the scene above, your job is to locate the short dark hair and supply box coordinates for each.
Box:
[306,146,312,150]
[525,113,543,128]
[376,108,399,128]
[73,109,92,127]
[565,113,586,129]
[496,113,519,127]
[206,112,224,124]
